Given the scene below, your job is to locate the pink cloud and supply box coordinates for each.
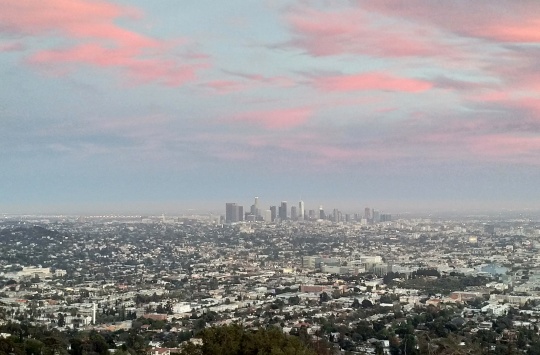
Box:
[28,44,202,86]
[397,100,540,165]
[209,71,298,94]
[469,134,540,159]
[363,1,540,44]
[482,23,540,43]
[351,2,540,101]
[471,91,511,103]
[484,49,540,93]
[284,6,459,58]
[204,80,247,94]
[242,134,408,166]
[469,90,540,121]
[0,0,207,86]
[314,72,432,92]
[228,72,296,87]
[204,104,540,166]
[0,41,25,52]
[230,108,312,129]
[519,97,540,114]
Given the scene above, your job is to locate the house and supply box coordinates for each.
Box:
[148,348,170,355]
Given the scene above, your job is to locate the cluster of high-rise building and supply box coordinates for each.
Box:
[363,207,392,224]
[224,197,391,224]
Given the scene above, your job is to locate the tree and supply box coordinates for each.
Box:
[194,318,206,332]
[319,292,330,304]
[289,295,301,305]
[180,341,203,355]
[529,340,540,355]
[362,299,373,308]
[331,289,342,299]
[189,324,319,355]
[126,330,145,354]
[89,331,109,355]
[400,334,418,355]
[58,313,66,328]
[165,301,173,315]
[0,336,24,355]
[25,338,44,355]
[383,272,401,285]
[42,336,67,355]
[379,294,393,304]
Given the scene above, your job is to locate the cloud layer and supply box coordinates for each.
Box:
[2,0,540,211]
[0,0,206,85]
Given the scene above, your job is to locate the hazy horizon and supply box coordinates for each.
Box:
[2,197,540,217]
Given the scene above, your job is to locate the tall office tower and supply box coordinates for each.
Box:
[298,200,305,220]
[279,201,288,220]
[291,206,298,221]
[372,210,380,223]
[225,203,244,223]
[364,207,371,221]
[308,210,316,220]
[270,206,277,222]
[333,208,339,222]
[319,206,326,220]
[238,205,244,222]
[345,214,351,223]
[249,197,259,216]
[380,214,392,222]
[254,197,259,216]
[264,209,272,222]
[226,203,236,223]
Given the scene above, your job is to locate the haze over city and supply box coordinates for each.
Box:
[2,1,540,214]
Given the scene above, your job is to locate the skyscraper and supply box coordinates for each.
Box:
[364,207,371,221]
[319,206,325,220]
[270,206,277,222]
[372,210,380,223]
[279,201,288,220]
[226,203,235,223]
[299,200,305,220]
[380,214,392,222]
[225,203,243,223]
[333,208,341,222]
[250,196,260,217]
[264,209,272,222]
[291,206,298,221]
[238,206,244,222]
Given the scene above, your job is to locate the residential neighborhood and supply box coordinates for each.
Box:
[1,212,540,354]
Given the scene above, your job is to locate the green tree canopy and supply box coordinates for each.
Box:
[181,324,321,355]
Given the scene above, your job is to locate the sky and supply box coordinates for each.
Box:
[1,0,540,215]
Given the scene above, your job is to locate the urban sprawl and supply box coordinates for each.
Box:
[1,200,540,354]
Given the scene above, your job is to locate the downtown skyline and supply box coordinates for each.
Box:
[2,1,540,214]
